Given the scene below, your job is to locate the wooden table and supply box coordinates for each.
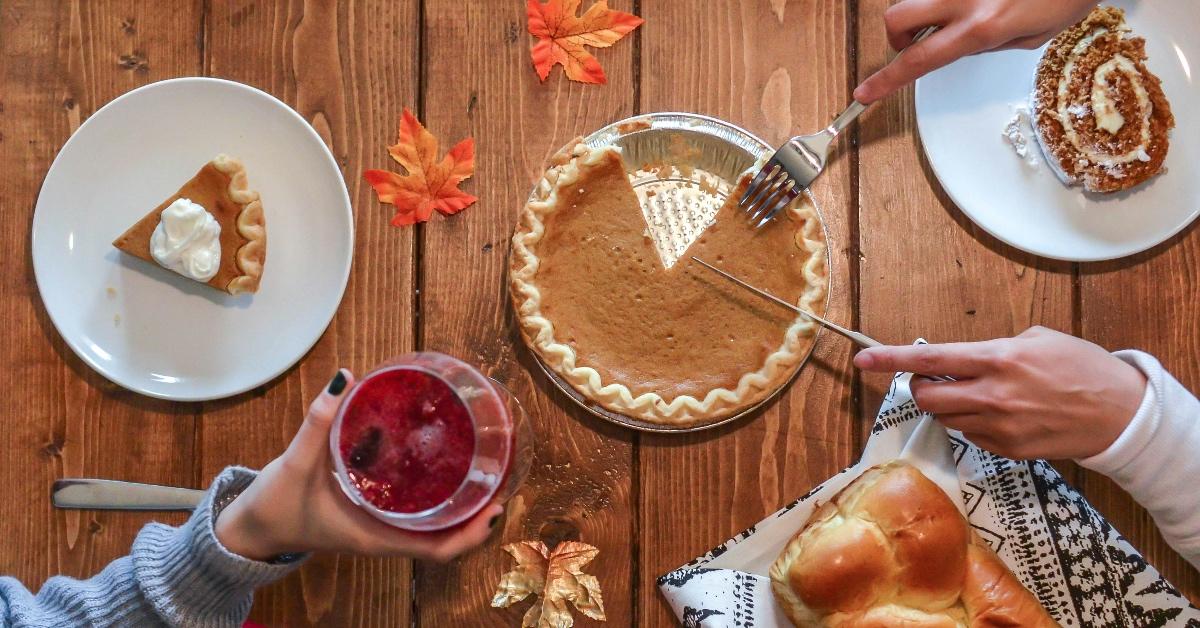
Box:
[1,1,1196,625]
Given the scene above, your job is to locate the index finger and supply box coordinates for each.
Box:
[853,22,976,104]
[853,341,995,377]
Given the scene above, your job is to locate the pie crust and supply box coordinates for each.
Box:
[112,154,266,295]
[510,140,828,426]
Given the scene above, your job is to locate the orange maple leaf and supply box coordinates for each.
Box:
[364,108,477,227]
[527,0,643,84]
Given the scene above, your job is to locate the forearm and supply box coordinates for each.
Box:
[0,467,304,627]
[1078,351,1200,569]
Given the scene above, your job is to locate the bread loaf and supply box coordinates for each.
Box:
[769,461,1058,627]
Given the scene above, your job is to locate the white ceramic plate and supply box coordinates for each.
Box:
[32,78,353,401]
[915,0,1199,261]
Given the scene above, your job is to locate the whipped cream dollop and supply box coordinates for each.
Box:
[150,198,222,282]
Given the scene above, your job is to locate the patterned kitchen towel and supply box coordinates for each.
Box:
[659,370,1200,627]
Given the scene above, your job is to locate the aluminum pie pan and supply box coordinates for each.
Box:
[514,112,832,433]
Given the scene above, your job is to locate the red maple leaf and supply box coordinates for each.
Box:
[364,108,477,227]
[527,0,643,84]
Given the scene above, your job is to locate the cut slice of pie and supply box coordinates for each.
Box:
[113,154,266,294]
[509,140,828,426]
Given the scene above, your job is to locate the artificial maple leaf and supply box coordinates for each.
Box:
[527,0,643,84]
[538,542,605,626]
[492,541,550,609]
[364,108,477,226]
[493,540,606,627]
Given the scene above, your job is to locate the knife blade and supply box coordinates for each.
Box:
[690,256,956,383]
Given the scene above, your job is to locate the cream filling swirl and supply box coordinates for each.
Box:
[1056,27,1152,166]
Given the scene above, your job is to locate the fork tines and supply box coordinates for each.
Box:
[740,158,799,228]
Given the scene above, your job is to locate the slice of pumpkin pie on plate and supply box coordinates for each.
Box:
[113,154,266,295]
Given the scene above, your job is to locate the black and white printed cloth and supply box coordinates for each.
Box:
[658,370,1200,627]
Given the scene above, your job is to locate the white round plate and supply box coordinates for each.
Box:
[33,78,353,401]
[915,0,1199,261]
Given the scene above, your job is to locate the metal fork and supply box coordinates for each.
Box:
[741,26,937,227]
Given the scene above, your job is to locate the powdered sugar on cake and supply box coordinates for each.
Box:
[1066,103,1090,118]
[1002,104,1041,168]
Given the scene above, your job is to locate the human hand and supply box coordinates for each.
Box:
[215,369,503,562]
[853,327,1146,460]
[854,0,1098,104]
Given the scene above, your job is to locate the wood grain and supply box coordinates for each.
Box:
[201,1,419,624]
[416,1,637,625]
[0,0,199,592]
[1080,233,1200,603]
[855,0,1094,602]
[854,0,1074,418]
[857,0,1196,607]
[636,2,856,625]
[0,0,1195,623]
[853,3,1084,494]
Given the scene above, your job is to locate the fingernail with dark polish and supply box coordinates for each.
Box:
[489,515,501,529]
[327,370,347,395]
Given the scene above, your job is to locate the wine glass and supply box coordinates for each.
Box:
[329,352,531,532]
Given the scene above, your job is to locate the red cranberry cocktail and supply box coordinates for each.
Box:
[330,352,529,531]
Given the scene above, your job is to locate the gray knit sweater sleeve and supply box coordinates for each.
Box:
[0,467,304,627]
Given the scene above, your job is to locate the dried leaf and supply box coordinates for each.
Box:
[364,108,477,226]
[543,542,605,625]
[526,0,643,84]
[493,540,606,627]
[493,541,550,609]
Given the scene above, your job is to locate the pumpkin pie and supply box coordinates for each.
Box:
[509,140,828,426]
[113,154,266,294]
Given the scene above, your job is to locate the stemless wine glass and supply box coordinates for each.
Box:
[329,352,532,532]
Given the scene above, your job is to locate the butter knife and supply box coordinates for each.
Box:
[691,256,882,348]
[52,479,203,511]
[691,256,954,382]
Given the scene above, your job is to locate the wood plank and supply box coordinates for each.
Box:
[201,1,419,624]
[636,2,856,625]
[857,0,1197,608]
[854,2,1090,602]
[855,4,1074,423]
[1080,234,1200,603]
[0,0,199,592]
[418,1,637,624]
[853,4,1084,491]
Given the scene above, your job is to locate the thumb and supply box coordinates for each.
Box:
[286,368,356,462]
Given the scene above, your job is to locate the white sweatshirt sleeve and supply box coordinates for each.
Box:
[1077,350,1200,570]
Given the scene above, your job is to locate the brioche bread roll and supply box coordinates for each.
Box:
[769,461,1058,627]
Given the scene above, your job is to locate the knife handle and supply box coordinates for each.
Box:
[52,479,204,511]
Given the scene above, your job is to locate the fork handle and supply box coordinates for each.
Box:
[825,100,869,138]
